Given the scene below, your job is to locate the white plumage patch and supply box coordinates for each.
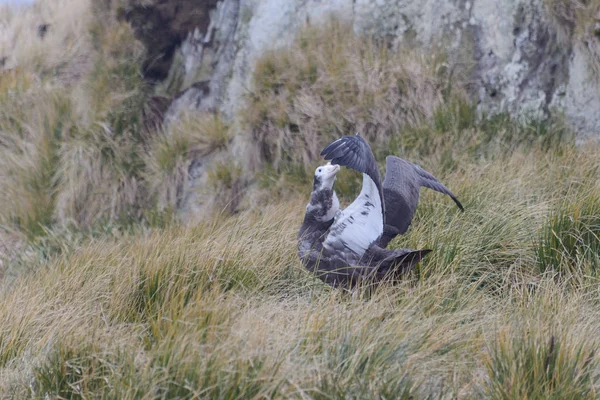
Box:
[323,174,383,256]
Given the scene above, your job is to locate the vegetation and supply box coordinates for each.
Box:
[544,0,600,76]
[244,19,450,173]
[0,0,232,241]
[1,1,600,398]
[243,20,569,200]
[544,0,600,38]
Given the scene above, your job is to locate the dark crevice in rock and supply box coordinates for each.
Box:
[37,24,50,39]
[123,0,219,82]
[518,16,569,112]
[190,81,212,109]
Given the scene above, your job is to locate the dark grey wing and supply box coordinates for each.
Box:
[378,156,421,247]
[413,164,464,211]
[378,156,463,248]
[320,135,384,217]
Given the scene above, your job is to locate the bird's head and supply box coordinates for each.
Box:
[313,162,340,191]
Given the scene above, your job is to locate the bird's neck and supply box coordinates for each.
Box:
[304,188,339,223]
[297,189,335,244]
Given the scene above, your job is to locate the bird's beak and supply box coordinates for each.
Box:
[326,161,340,172]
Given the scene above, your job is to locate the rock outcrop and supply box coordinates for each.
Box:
[127,0,600,139]
[123,0,220,82]
[120,0,600,217]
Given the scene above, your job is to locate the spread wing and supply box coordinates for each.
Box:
[320,135,384,219]
[378,156,464,248]
[414,163,463,211]
[321,135,384,257]
[379,156,421,247]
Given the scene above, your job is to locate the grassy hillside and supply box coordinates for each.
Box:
[1,1,600,398]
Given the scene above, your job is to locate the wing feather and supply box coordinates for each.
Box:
[321,134,384,219]
[414,165,464,211]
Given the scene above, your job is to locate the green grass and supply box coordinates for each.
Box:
[482,331,598,399]
[242,19,451,174]
[538,193,600,276]
[1,143,600,397]
[2,8,600,399]
[0,3,235,241]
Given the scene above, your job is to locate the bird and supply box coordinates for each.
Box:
[297,133,463,288]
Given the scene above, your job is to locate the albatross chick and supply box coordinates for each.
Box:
[297,134,463,288]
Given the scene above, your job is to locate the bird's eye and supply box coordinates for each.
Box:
[317,168,322,173]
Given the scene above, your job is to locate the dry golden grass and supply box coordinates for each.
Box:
[144,113,232,211]
[0,0,92,79]
[1,6,600,398]
[0,142,600,398]
[0,0,156,235]
[242,19,450,173]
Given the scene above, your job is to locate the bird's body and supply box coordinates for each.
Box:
[297,134,463,288]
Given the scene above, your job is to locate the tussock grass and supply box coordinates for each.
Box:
[0,12,572,243]
[0,0,237,239]
[0,0,150,236]
[483,330,598,399]
[0,0,92,77]
[1,142,600,397]
[243,19,449,173]
[144,113,232,211]
[242,19,571,204]
[0,90,73,239]
[538,193,600,276]
[2,7,600,398]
